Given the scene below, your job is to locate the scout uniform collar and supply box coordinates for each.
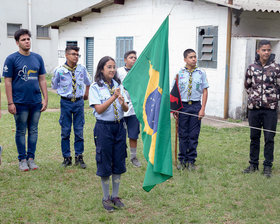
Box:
[185,66,197,73]
[63,63,77,72]
[124,66,131,72]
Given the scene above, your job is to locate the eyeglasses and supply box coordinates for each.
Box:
[68,53,81,57]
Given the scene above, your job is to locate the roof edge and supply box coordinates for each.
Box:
[44,0,115,27]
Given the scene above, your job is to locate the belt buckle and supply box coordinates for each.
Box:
[188,101,192,105]
[71,97,76,102]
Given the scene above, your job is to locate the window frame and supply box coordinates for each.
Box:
[36,25,50,39]
[116,36,134,68]
[7,23,22,37]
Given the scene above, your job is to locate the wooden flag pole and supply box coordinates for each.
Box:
[175,115,178,167]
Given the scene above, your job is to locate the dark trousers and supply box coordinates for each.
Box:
[248,109,277,167]
[94,119,127,177]
[178,101,201,163]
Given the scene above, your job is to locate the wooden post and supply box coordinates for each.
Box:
[175,116,178,167]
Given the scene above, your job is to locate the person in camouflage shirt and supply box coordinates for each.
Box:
[243,40,280,178]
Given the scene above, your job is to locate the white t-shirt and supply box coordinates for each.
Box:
[117,66,135,117]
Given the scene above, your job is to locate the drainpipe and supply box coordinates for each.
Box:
[28,0,32,31]
[223,0,232,119]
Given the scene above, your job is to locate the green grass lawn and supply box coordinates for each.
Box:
[1,87,280,223]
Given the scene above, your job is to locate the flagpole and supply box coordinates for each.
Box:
[174,73,179,167]
[175,116,178,167]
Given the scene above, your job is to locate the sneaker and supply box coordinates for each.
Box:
[263,166,272,178]
[19,159,29,172]
[177,161,186,170]
[102,198,115,212]
[243,164,258,173]
[75,154,87,169]
[130,157,141,167]
[111,197,125,208]
[0,146,2,165]
[187,162,196,171]
[61,157,72,167]
[27,158,39,170]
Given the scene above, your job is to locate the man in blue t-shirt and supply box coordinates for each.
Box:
[2,29,48,171]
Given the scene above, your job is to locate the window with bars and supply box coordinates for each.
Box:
[197,26,218,68]
[116,37,133,68]
[37,25,50,38]
[86,37,94,79]
[7,23,21,37]
[66,41,78,47]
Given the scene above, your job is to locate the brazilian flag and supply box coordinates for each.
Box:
[123,16,172,192]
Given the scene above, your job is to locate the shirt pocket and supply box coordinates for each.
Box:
[60,75,71,87]
[99,89,111,102]
[193,78,202,93]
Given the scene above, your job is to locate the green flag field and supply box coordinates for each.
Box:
[1,78,280,223]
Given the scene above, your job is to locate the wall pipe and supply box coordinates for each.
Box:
[223,0,233,119]
[28,0,32,31]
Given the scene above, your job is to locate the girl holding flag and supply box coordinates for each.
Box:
[89,56,129,212]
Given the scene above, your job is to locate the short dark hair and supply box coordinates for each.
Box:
[65,46,80,53]
[258,40,271,49]
[124,50,137,59]
[14,29,31,41]
[183,49,196,58]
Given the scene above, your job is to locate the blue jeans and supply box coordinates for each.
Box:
[14,103,42,161]
[59,98,85,158]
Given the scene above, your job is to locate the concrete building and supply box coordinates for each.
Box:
[46,0,280,119]
[0,0,98,73]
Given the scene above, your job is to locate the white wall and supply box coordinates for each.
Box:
[232,11,280,38]
[57,0,229,117]
[0,0,97,73]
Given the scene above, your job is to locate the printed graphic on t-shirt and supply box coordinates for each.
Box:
[18,65,37,81]
[3,65,8,73]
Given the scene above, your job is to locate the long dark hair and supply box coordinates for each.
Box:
[94,56,121,87]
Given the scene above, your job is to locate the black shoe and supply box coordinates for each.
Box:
[177,161,186,170]
[102,197,114,212]
[61,157,72,167]
[263,166,272,178]
[243,164,258,173]
[111,196,125,208]
[187,162,196,171]
[75,154,87,169]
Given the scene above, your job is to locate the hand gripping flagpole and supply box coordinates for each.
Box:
[170,73,181,167]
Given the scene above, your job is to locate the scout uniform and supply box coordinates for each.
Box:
[173,66,209,165]
[52,63,91,162]
[89,79,129,177]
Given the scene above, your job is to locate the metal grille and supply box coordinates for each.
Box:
[116,37,133,68]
